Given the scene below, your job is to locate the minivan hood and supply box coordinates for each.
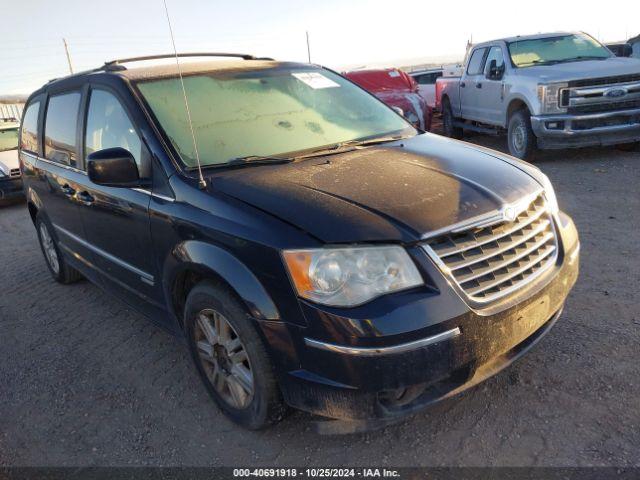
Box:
[208,134,543,243]
[516,56,640,83]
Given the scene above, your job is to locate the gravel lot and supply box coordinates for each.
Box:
[1,133,639,467]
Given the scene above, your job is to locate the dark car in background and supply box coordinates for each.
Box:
[606,42,633,58]
[19,54,579,432]
[343,68,433,131]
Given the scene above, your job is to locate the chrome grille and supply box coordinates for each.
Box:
[424,193,558,302]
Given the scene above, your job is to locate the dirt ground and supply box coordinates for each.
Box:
[1,132,639,467]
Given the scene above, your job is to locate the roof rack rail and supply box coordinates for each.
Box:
[102,52,261,69]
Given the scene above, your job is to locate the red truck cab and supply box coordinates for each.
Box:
[343,68,432,131]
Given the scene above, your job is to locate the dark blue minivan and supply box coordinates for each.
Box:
[19,54,579,432]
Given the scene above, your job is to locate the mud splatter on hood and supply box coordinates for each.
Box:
[206,134,542,243]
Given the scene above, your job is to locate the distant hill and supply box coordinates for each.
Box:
[0,95,28,104]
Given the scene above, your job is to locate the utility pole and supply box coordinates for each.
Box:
[306,31,311,63]
[62,38,73,74]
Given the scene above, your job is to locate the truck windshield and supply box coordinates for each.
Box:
[136,67,415,168]
[508,34,611,68]
[0,127,19,152]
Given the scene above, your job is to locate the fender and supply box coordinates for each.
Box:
[504,93,536,127]
[163,240,280,322]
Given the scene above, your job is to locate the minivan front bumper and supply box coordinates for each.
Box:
[267,212,579,432]
[531,108,640,149]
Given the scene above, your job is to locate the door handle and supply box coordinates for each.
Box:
[61,184,76,197]
[76,191,95,205]
[476,82,483,89]
[460,82,466,88]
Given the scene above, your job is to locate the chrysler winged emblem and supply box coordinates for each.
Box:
[503,206,517,222]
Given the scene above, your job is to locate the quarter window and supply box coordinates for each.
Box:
[466,48,487,75]
[20,100,40,154]
[85,90,142,169]
[44,92,81,167]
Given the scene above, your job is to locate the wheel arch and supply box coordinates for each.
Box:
[27,201,38,225]
[506,96,532,125]
[441,93,451,111]
[164,241,280,330]
[25,187,44,226]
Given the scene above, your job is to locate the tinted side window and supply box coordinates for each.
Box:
[484,46,505,76]
[467,48,487,75]
[85,90,142,169]
[44,92,81,167]
[20,101,40,154]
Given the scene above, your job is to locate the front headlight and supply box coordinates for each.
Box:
[283,246,423,307]
[537,83,568,114]
[540,173,559,215]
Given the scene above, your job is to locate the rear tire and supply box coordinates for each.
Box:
[508,109,537,161]
[442,99,463,139]
[185,280,287,430]
[35,214,83,284]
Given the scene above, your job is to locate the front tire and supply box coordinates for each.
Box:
[185,281,287,430]
[36,214,83,284]
[508,110,537,161]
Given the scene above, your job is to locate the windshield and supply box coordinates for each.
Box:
[508,33,611,68]
[0,127,19,152]
[136,67,415,168]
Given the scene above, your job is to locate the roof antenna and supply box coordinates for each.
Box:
[162,0,206,189]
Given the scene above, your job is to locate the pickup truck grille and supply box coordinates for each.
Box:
[424,194,558,302]
[569,73,640,88]
[569,98,640,114]
[10,168,20,178]
[563,76,640,114]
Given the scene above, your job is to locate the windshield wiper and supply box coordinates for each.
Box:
[561,55,609,63]
[524,55,608,67]
[209,155,293,168]
[295,134,411,159]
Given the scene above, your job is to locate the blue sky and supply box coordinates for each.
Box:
[2,0,638,95]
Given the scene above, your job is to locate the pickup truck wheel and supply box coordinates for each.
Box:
[35,214,83,284]
[185,281,287,430]
[508,110,537,160]
[442,100,463,139]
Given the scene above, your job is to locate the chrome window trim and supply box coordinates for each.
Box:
[22,151,174,201]
[53,223,154,285]
[132,188,175,202]
[304,327,461,356]
[36,155,87,175]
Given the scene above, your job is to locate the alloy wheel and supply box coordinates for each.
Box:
[194,308,254,409]
[39,224,60,275]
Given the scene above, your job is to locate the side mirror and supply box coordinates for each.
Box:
[87,147,140,187]
[487,59,504,80]
[391,106,404,116]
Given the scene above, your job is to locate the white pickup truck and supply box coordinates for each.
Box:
[0,122,23,202]
[437,32,640,159]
